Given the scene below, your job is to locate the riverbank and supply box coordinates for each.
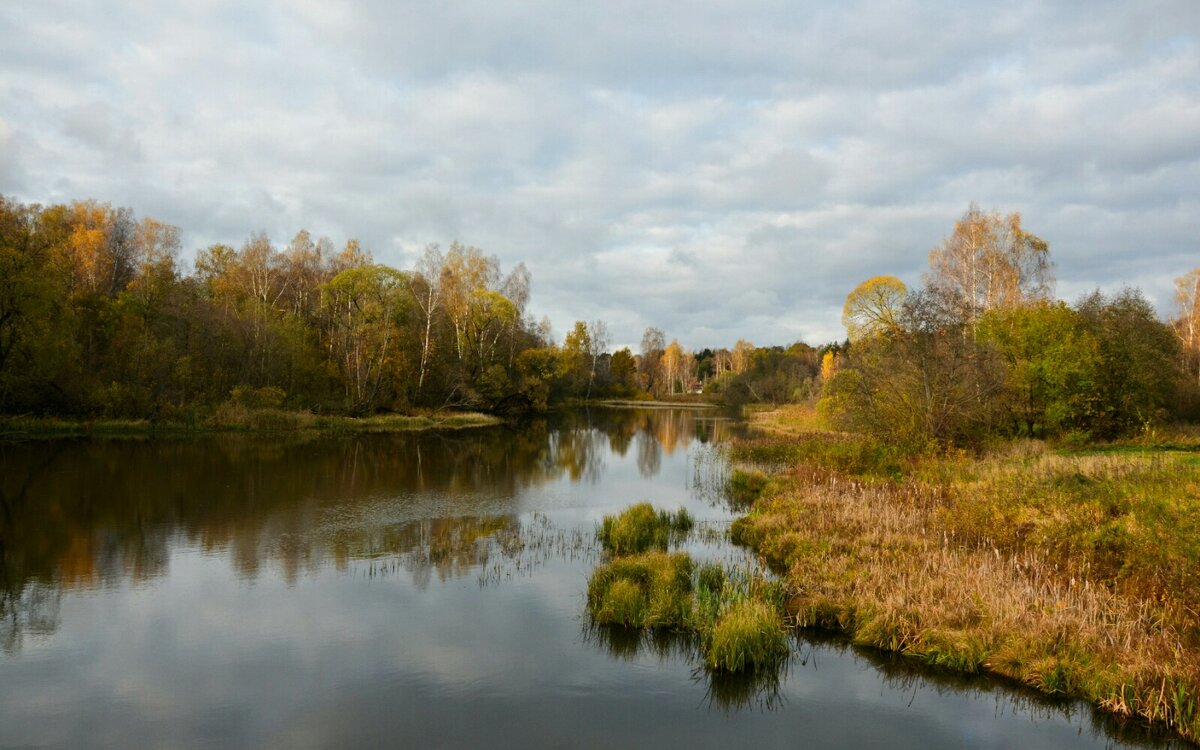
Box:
[0,409,500,440]
[589,397,720,409]
[729,405,1200,743]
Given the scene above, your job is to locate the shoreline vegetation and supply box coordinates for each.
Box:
[0,399,718,441]
[728,404,1200,744]
[588,397,719,409]
[587,503,791,674]
[0,409,500,440]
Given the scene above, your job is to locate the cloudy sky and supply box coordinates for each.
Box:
[1,1,1197,348]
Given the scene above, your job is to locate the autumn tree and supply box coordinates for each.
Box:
[731,339,754,374]
[661,340,684,395]
[821,289,1003,447]
[321,265,411,413]
[460,290,518,383]
[1174,268,1200,387]
[441,242,499,363]
[927,205,1053,329]
[561,321,591,394]
[0,198,72,410]
[640,327,665,395]
[609,348,637,394]
[280,229,329,321]
[411,244,444,394]
[820,350,837,382]
[585,320,609,399]
[842,275,907,341]
[680,350,697,393]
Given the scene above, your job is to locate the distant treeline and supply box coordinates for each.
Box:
[0,194,821,419]
[0,195,608,418]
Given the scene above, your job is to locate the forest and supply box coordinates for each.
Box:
[0,194,609,420]
[2,193,1199,446]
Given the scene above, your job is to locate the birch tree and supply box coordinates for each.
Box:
[411,244,444,393]
[842,275,907,342]
[927,205,1053,330]
[1174,268,1200,386]
[585,319,609,399]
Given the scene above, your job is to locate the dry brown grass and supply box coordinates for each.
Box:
[747,403,827,436]
[732,449,1200,742]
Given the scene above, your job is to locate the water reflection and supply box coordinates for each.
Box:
[0,407,728,649]
[0,408,1181,750]
[584,623,789,713]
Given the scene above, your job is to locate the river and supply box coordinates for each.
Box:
[0,408,1182,748]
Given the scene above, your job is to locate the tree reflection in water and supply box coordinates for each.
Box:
[0,408,734,649]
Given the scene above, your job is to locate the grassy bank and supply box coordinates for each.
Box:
[0,409,500,440]
[730,405,1200,743]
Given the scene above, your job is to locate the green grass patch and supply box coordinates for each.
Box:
[705,599,790,672]
[728,469,769,507]
[587,552,694,628]
[586,552,791,673]
[587,503,792,677]
[598,502,694,555]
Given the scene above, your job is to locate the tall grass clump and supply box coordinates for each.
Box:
[706,599,789,672]
[587,552,694,627]
[588,503,793,676]
[598,502,694,555]
[586,553,792,672]
[728,469,769,508]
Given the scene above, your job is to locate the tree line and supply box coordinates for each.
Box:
[3,194,1196,436]
[0,195,573,417]
[821,204,1200,446]
[0,193,834,419]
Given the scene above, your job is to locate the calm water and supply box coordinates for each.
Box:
[0,409,1182,749]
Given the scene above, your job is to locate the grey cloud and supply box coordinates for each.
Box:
[1,0,1197,347]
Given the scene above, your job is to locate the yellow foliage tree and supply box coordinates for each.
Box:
[820,350,837,381]
[842,275,907,342]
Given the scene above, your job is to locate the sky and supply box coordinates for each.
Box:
[1,1,1197,350]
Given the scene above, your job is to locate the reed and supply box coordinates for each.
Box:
[587,552,694,628]
[597,503,694,555]
[587,505,792,675]
[730,421,1200,742]
[705,598,789,672]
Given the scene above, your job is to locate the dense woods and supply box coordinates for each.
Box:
[0,195,562,418]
